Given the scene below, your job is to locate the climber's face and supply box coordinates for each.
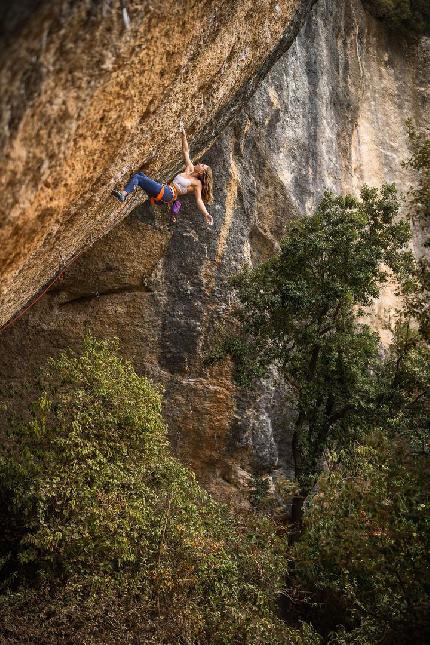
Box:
[195,163,208,176]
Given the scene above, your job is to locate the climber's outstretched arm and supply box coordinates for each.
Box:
[194,182,213,226]
[180,122,194,173]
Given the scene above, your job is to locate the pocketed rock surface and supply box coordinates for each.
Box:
[0,0,312,328]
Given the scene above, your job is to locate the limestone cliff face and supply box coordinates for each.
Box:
[0,0,312,328]
[0,0,429,500]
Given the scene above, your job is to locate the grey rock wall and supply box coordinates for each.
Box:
[249,0,429,214]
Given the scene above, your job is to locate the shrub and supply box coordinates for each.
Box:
[292,432,430,643]
[0,337,310,644]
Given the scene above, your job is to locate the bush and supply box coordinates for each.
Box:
[0,337,311,644]
[291,432,430,643]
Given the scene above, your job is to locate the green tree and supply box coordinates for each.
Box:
[291,432,430,643]
[0,337,316,644]
[210,135,430,643]
[223,186,412,494]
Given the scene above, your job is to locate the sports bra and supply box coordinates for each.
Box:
[172,173,192,195]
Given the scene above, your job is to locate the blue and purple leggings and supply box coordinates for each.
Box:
[124,172,174,202]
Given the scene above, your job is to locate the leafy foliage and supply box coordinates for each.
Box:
[0,337,313,644]
[216,179,430,643]
[216,180,430,642]
[371,318,430,453]
[364,0,430,37]
[399,123,430,361]
[223,185,413,489]
[207,129,430,643]
[404,121,430,228]
[292,432,430,643]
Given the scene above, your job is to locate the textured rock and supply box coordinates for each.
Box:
[0,0,313,328]
[0,0,429,501]
[247,0,430,342]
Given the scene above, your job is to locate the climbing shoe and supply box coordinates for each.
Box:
[112,189,127,203]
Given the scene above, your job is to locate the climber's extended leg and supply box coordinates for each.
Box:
[112,172,166,203]
[112,173,141,202]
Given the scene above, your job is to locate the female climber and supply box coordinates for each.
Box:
[112,122,214,225]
